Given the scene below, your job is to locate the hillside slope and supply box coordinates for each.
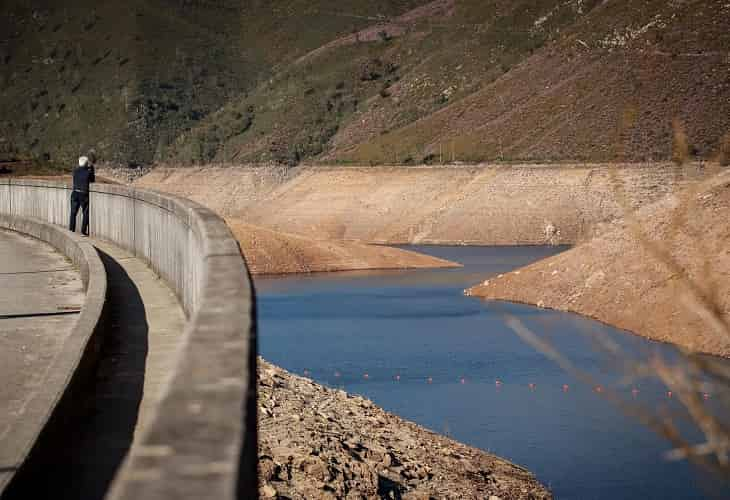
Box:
[1,0,244,165]
[0,0,423,165]
[334,0,730,164]
[134,163,710,245]
[226,219,459,275]
[172,0,730,165]
[3,1,728,166]
[467,167,730,357]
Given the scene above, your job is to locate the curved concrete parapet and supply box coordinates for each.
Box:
[0,179,257,499]
[0,214,107,494]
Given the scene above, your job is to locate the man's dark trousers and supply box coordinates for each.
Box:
[69,191,90,235]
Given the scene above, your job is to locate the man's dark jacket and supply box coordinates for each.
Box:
[72,165,95,192]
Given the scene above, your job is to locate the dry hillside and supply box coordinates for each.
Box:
[226,219,459,275]
[134,163,710,245]
[333,0,730,164]
[468,167,730,357]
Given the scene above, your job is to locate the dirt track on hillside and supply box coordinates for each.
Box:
[468,168,730,357]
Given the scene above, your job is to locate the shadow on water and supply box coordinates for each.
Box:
[5,249,149,500]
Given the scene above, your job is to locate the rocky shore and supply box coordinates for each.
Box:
[257,358,551,500]
[101,164,552,498]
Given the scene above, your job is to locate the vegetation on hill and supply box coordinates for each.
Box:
[336,0,730,164]
[168,0,595,165]
[2,0,729,167]
[0,0,422,166]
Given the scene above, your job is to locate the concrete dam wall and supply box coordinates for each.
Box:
[0,179,257,499]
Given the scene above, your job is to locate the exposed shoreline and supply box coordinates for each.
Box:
[96,162,729,496]
[127,161,728,353]
[257,358,551,499]
[225,219,461,275]
[130,161,710,244]
[133,161,727,359]
[467,168,730,358]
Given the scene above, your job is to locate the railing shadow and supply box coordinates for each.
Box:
[4,248,149,500]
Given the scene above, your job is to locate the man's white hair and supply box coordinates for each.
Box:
[78,156,89,167]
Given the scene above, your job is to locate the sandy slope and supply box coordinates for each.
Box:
[467,168,730,357]
[135,163,708,246]
[92,166,461,275]
[134,162,730,354]
[227,219,458,275]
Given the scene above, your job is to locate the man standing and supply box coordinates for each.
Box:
[69,155,95,236]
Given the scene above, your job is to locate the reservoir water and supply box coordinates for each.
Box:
[255,246,730,499]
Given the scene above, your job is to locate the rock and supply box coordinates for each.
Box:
[260,483,277,498]
[256,357,551,499]
[301,457,328,481]
[259,457,276,481]
[544,221,563,245]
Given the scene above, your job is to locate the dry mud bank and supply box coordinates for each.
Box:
[128,162,728,495]
[101,166,458,275]
[468,168,730,358]
[136,163,708,247]
[226,219,458,275]
[257,359,551,500]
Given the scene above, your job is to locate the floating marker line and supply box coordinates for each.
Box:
[307,370,711,400]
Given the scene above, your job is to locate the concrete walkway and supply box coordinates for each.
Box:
[0,229,84,478]
[4,238,186,500]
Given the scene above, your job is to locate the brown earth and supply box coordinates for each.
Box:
[324,0,730,164]
[334,2,730,165]
[135,163,710,246]
[98,165,460,275]
[226,219,459,275]
[293,0,457,67]
[467,168,730,358]
[165,0,730,167]
[257,358,551,499]
[135,162,730,357]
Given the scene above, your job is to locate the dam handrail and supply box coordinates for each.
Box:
[0,178,257,499]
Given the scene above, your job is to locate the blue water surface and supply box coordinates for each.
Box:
[255,246,730,500]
